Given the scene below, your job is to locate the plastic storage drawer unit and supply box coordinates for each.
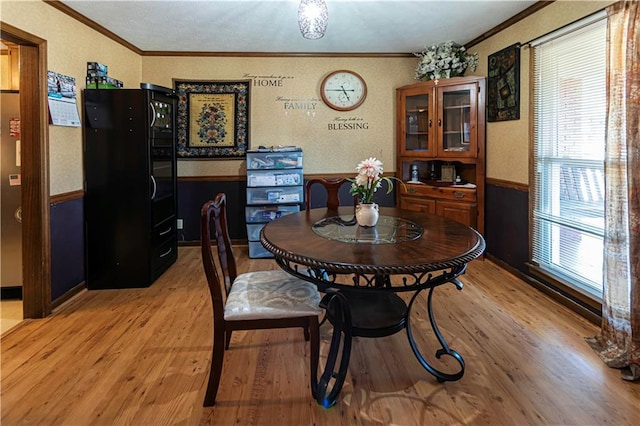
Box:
[245,205,301,223]
[248,151,303,169]
[246,186,304,205]
[245,148,304,258]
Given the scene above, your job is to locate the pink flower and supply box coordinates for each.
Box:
[349,157,403,204]
[356,157,383,179]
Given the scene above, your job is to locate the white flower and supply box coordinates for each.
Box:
[348,157,404,204]
[414,41,479,81]
[355,173,370,188]
[356,157,383,179]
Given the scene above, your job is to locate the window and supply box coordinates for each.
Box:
[531,12,607,300]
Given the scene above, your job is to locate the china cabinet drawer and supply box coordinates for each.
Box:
[400,183,476,202]
[436,201,477,228]
[399,195,477,228]
[399,196,436,214]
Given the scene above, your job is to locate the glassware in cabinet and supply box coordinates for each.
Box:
[398,88,435,157]
[437,83,478,158]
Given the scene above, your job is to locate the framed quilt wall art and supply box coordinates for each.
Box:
[173,79,250,158]
[487,43,520,122]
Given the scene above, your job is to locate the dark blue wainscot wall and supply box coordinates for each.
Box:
[47,180,510,303]
[484,181,529,274]
[177,177,396,243]
[50,196,85,301]
[47,177,391,303]
[177,179,248,242]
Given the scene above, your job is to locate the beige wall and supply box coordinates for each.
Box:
[1,0,615,192]
[1,0,141,196]
[471,0,614,185]
[143,56,415,176]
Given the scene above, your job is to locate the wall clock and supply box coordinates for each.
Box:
[320,70,367,111]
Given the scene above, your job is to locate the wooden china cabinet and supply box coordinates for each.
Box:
[395,76,486,235]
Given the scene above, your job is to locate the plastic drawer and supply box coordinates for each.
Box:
[246,186,304,205]
[245,205,300,223]
[247,151,303,170]
[248,241,274,258]
[246,223,265,241]
[247,169,303,187]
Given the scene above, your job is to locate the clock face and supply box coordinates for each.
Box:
[320,70,367,111]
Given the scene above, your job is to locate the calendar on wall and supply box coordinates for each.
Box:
[47,70,81,127]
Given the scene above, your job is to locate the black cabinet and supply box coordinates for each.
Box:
[83,85,177,289]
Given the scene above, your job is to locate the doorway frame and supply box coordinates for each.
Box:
[1,22,51,318]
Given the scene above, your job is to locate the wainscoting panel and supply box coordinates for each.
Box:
[485,182,529,274]
[177,180,247,242]
[50,197,85,301]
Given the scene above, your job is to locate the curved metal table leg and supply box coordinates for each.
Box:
[311,291,353,408]
[406,278,465,382]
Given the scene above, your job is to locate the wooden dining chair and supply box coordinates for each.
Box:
[200,193,321,406]
[305,177,355,210]
[304,177,360,300]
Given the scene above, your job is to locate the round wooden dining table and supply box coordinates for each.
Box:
[260,206,485,407]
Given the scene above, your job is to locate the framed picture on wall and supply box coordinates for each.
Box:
[173,79,250,158]
[487,43,520,122]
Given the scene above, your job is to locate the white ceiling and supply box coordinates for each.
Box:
[59,0,537,54]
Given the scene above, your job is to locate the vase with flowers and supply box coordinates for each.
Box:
[347,157,404,227]
[414,41,479,82]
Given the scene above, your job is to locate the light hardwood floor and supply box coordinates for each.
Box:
[1,246,638,425]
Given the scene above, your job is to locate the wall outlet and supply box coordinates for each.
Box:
[177,219,183,230]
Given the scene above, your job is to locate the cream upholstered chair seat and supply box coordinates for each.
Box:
[201,193,321,407]
[224,270,322,321]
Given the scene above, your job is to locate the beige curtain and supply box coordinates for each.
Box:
[585,0,640,381]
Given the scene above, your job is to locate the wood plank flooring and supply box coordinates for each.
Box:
[1,246,638,425]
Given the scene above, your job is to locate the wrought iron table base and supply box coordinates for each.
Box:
[279,258,468,407]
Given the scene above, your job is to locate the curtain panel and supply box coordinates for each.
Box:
[586,0,640,381]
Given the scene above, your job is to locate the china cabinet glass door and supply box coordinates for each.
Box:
[401,89,434,157]
[437,83,477,158]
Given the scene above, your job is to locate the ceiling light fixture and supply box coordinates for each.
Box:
[298,0,328,40]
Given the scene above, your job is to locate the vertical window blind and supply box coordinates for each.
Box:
[531,12,607,299]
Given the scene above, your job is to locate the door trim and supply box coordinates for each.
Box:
[1,22,51,318]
